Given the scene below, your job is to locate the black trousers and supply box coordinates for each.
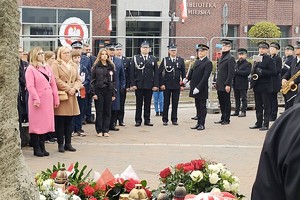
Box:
[162,89,180,123]
[85,92,93,121]
[109,110,118,128]
[55,116,73,145]
[94,88,112,133]
[135,89,153,124]
[233,89,248,113]
[217,90,231,122]
[270,92,278,120]
[254,92,271,127]
[195,99,207,126]
[117,89,127,124]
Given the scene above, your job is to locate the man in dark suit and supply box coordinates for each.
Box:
[159,44,186,126]
[106,43,126,131]
[231,48,251,117]
[249,42,276,131]
[130,41,159,127]
[115,43,131,126]
[187,44,212,131]
[214,39,235,125]
[269,42,282,121]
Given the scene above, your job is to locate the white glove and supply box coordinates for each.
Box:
[183,78,188,84]
[193,88,199,95]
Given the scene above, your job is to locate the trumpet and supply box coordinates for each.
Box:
[252,74,258,80]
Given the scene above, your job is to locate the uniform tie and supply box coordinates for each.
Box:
[144,56,147,61]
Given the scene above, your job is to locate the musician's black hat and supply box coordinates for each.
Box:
[270,42,280,50]
[258,41,269,49]
[237,48,247,54]
[285,44,294,51]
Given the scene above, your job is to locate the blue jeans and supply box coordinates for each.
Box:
[153,91,164,113]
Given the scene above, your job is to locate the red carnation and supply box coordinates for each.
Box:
[125,179,139,192]
[144,187,152,199]
[159,167,171,178]
[182,163,194,173]
[83,185,95,197]
[190,159,206,170]
[116,177,125,185]
[175,163,184,170]
[67,185,79,195]
[50,171,58,179]
[89,198,97,200]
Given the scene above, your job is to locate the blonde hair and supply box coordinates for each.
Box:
[30,47,43,67]
[93,48,114,68]
[56,46,71,63]
[71,51,81,58]
[44,51,55,61]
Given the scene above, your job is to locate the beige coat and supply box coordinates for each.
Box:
[52,60,82,116]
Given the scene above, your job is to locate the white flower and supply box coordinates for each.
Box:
[208,164,220,173]
[190,170,203,182]
[55,197,67,200]
[232,175,240,183]
[222,180,231,191]
[231,182,240,193]
[209,173,220,184]
[222,170,232,178]
[40,194,46,200]
[72,195,81,200]
[43,179,54,187]
[216,163,225,171]
[210,188,221,193]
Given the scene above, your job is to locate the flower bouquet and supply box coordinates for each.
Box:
[155,159,244,199]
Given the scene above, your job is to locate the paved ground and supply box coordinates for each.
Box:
[22,104,285,200]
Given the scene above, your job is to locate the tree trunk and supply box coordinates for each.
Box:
[0,0,39,199]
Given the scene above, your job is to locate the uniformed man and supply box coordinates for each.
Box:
[159,44,186,126]
[269,42,282,121]
[187,44,212,131]
[115,43,131,126]
[249,42,276,131]
[281,44,295,110]
[214,39,235,125]
[130,41,159,127]
[231,48,251,117]
[282,41,300,106]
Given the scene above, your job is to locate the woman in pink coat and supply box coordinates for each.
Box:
[25,47,59,157]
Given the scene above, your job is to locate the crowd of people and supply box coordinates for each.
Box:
[17,39,300,157]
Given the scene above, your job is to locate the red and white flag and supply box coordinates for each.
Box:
[106,14,112,31]
[180,0,188,22]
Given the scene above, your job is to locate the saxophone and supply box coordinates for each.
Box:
[281,70,300,94]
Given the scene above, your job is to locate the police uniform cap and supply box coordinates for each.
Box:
[221,39,233,45]
[196,44,209,51]
[167,44,177,50]
[285,44,294,51]
[237,48,247,54]
[115,43,123,49]
[105,43,115,48]
[258,41,269,49]
[140,41,150,48]
[71,41,83,49]
[295,41,300,49]
[270,42,280,50]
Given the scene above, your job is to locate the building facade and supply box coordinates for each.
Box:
[18,0,300,60]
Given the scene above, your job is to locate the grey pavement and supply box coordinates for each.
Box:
[23,105,285,199]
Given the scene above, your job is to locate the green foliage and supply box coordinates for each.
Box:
[248,21,281,43]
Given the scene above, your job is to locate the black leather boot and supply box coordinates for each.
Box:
[58,144,65,153]
[31,134,44,157]
[64,143,76,152]
[40,141,49,156]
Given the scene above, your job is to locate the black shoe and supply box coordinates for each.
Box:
[119,122,126,126]
[270,118,276,122]
[230,112,239,116]
[33,146,44,157]
[249,124,262,129]
[156,112,159,116]
[238,112,246,117]
[191,116,198,120]
[259,126,268,131]
[197,125,205,130]
[144,123,154,126]
[86,120,95,124]
[135,123,141,127]
[64,144,76,152]
[190,124,199,129]
[82,121,86,125]
[79,129,85,133]
[160,112,163,116]
[163,122,168,126]
[221,121,230,125]
[214,120,223,124]
[172,122,178,125]
[58,144,65,153]
[40,141,49,156]
[109,127,120,131]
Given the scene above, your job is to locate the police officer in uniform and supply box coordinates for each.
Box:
[269,42,282,121]
[187,44,212,131]
[115,43,131,126]
[214,39,235,125]
[231,48,251,117]
[249,42,276,131]
[130,41,159,126]
[159,44,186,126]
[281,44,295,110]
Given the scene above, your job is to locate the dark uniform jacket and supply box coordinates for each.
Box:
[282,57,300,85]
[281,55,294,78]
[111,57,125,110]
[271,54,282,93]
[187,57,213,99]
[253,55,276,93]
[130,54,159,89]
[120,56,131,89]
[81,54,92,92]
[215,51,235,91]
[159,56,186,90]
[251,103,300,200]
[233,59,251,90]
